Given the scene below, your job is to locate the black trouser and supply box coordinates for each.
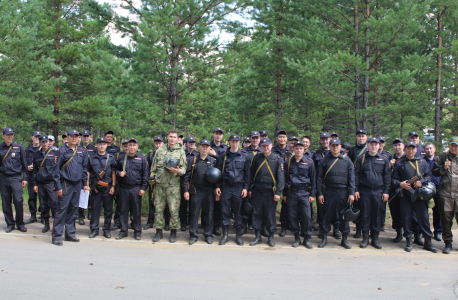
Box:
[179,186,190,227]
[252,187,277,233]
[380,201,387,228]
[0,174,24,227]
[220,184,244,228]
[280,199,289,228]
[27,177,39,214]
[213,200,222,228]
[287,189,312,235]
[242,197,253,225]
[119,186,142,237]
[90,187,113,234]
[388,194,403,230]
[52,180,80,240]
[359,187,383,232]
[437,196,457,244]
[113,195,121,225]
[432,194,442,234]
[353,199,362,230]
[190,186,214,239]
[400,196,433,238]
[310,202,315,223]
[37,181,57,220]
[320,188,350,234]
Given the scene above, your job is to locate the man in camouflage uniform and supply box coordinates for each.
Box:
[150,130,187,243]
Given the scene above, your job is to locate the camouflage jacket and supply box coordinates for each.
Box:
[150,143,187,186]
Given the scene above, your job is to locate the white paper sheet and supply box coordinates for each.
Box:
[79,190,90,209]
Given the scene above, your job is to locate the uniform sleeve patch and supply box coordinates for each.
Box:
[281,163,284,170]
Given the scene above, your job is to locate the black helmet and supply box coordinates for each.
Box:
[243,200,253,215]
[417,182,436,201]
[342,142,351,150]
[164,158,180,169]
[205,167,222,183]
[340,203,360,222]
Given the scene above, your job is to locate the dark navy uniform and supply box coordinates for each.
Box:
[241,145,261,226]
[31,148,60,221]
[377,149,392,229]
[182,154,217,240]
[423,155,442,237]
[210,141,227,230]
[217,148,250,230]
[284,155,316,237]
[52,143,88,241]
[0,141,29,229]
[388,153,405,232]
[115,152,149,238]
[348,143,368,164]
[82,143,97,155]
[355,153,391,232]
[250,152,285,233]
[210,140,228,157]
[106,144,121,156]
[272,144,292,232]
[379,149,392,160]
[392,156,432,239]
[108,145,122,228]
[179,148,199,228]
[88,153,116,235]
[316,152,355,235]
[25,143,41,215]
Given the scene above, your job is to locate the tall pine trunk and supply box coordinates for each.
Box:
[354,3,361,130]
[434,8,444,144]
[52,2,61,146]
[169,16,181,129]
[275,4,283,133]
[362,0,370,131]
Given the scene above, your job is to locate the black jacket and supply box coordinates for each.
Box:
[0,141,29,180]
[250,152,285,196]
[31,149,61,189]
[58,144,88,186]
[182,154,217,192]
[284,155,316,197]
[316,152,355,196]
[87,153,116,185]
[216,149,251,190]
[355,152,391,194]
[115,152,148,190]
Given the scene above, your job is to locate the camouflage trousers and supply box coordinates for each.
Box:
[154,185,181,229]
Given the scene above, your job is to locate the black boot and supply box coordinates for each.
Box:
[25,212,37,224]
[423,236,438,253]
[279,224,286,237]
[152,229,163,242]
[318,233,327,248]
[261,226,269,237]
[405,236,413,252]
[442,243,452,254]
[341,233,351,249]
[333,226,342,239]
[393,228,403,243]
[292,233,301,248]
[42,218,50,233]
[371,231,382,249]
[87,209,91,220]
[213,226,221,236]
[360,231,369,248]
[414,230,424,246]
[169,229,177,243]
[318,231,324,239]
[433,232,442,241]
[353,228,361,239]
[78,210,85,225]
[303,234,313,249]
[236,227,244,246]
[219,226,229,245]
[250,230,262,246]
[267,232,275,247]
[241,224,247,235]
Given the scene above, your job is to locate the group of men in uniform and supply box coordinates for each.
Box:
[0,126,456,254]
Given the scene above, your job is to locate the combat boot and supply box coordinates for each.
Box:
[341,233,352,249]
[414,230,424,246]
[213,226,221,236]
[371,231,382,249]
[87,209,91,220]
[241,224,247,235]
[78,210,85,225]
[333,226,341,239]
[405,236,413,252]
[219,226,229,245]
[360,231,369,248]
[25,212,37,224]
[267,232,275,247]
[303,234,313,249]
[318,231,324,239]
[292,233,301,248]
[152,229,163,242]
[169,229,177,243]
[261,226,269,237]
[42,218,50,233]
[279,224,286,237]
[250,230,262,246]
[442,243,452,254]
[393,228,403,243]
[423,236,438,253]
[236,227,243,246]
[353,228,361,239]
[318,233,327,248]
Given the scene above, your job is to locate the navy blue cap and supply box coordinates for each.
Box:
[356,129,367,135]
[214,127,224,134]
[153,136,164,142]
[39,135,48,142]
[405,141,417,148]
[368,137,380,144]
[200,139,211,146]
[330,138,341,146]
[243,137,251,143]
[61,134,67,139]
[408,131,419,137]
[259,130,268,136]
[3,127,14,134]
[82,130,91,136]
[250,131,260,138]
[379,137,386,142]
[104,130,114,136]
[330,132,339,137]
[32,131,41,137]
[96,137,108,143]
[289,136,298,141]
[187,136,196,143]
[392,138,404,144]
[183,137,188,143]
[293,141,305,147]
[67,129,79,136]
[121,139,129,145]
[260,138,272,146]
[276,130,287,136]
[229,134,240,141]
[127,138,138,144]
[320,132,330,139]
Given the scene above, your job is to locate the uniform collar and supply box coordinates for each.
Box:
[327,151,345,159]
[226,148,242,155]
[198,154,211,161]
[292,155,310,163]
[245,145,260,151]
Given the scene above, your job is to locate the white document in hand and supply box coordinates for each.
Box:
[79,190,90,209]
